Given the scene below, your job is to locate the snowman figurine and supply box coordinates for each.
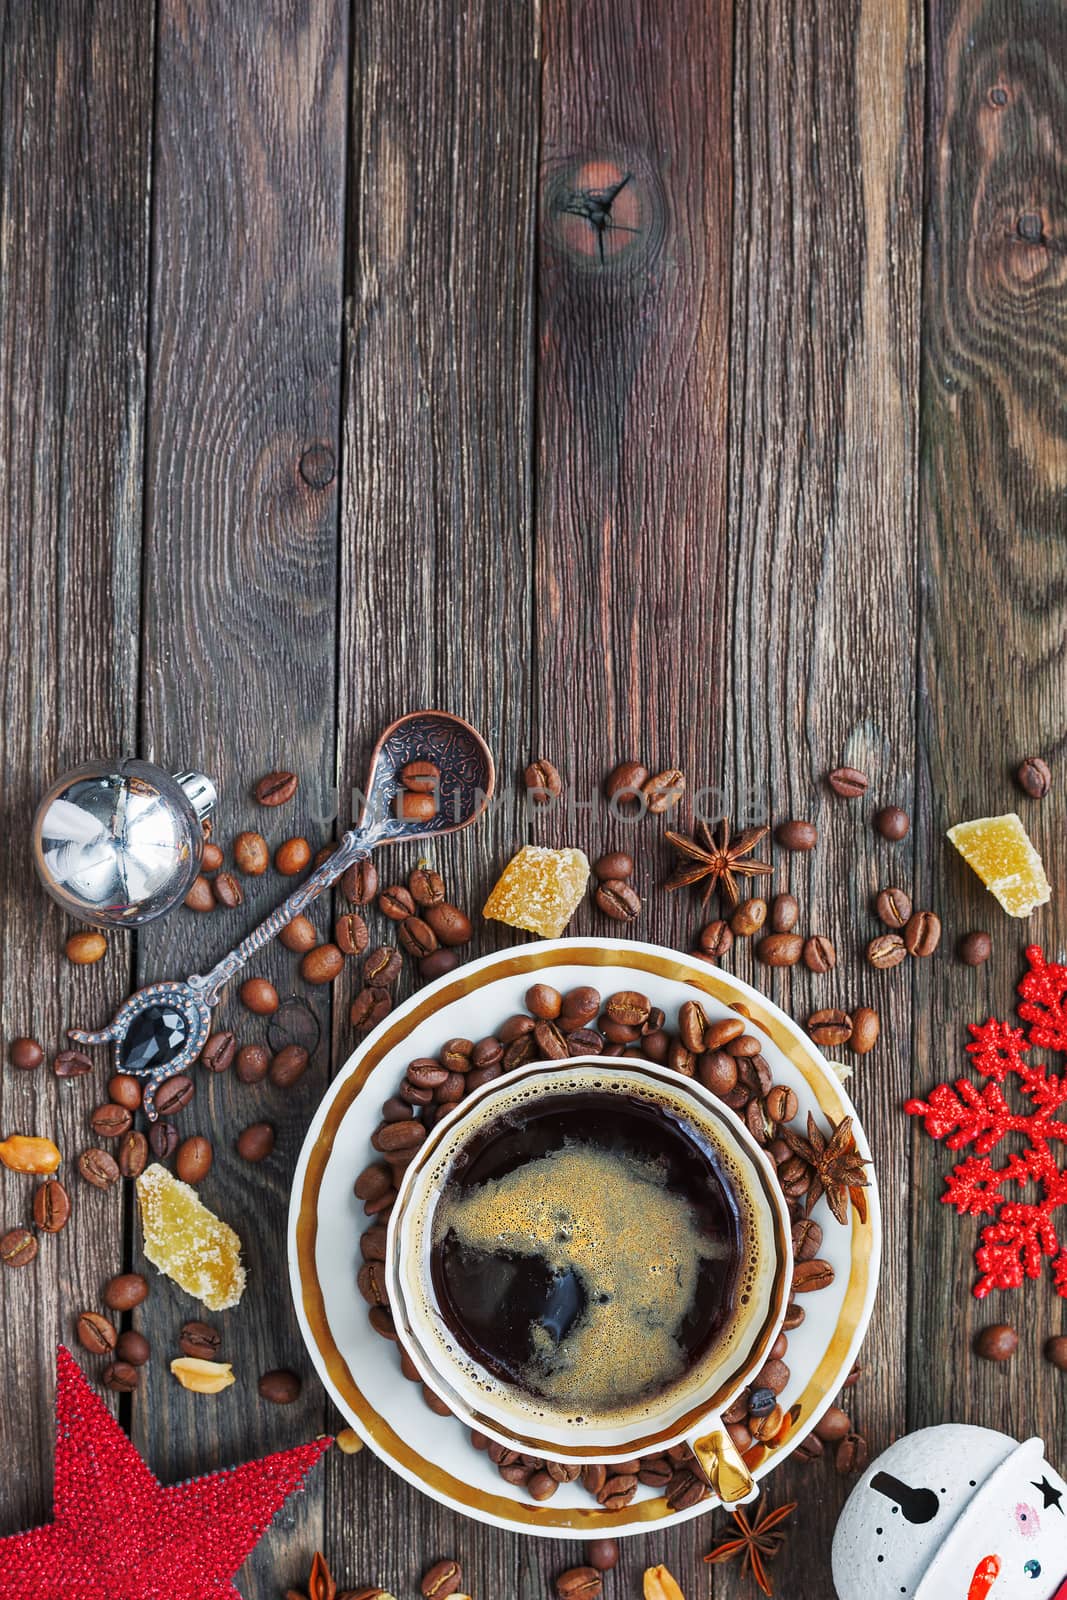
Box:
[832,1425,1067,1600]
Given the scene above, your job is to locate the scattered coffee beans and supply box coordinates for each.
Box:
[65,931,107,965]
[180,1321,222,1359]
[850,1006,881,1055]
[775,819,817,850]
[876,886,912,928]
[149,1121,179,1160]
[240,977,279,1015]
[236,1122,276,1163]
[108,1073,142,1109]
[904,910,941,957]
[873,805,910,840]
[424,903,472,946]
[33,1178,70,1233]
[184,875,215,911]
[103,1272,148,1310]
[592,852,633,881]
[212,871,243,909]
[603,761,648,806]
[275,837,311,875]
[236,1043,270,1083]
[279,914,318,953]
[958,930,992,966]
[103,1360,139,1393]
[200,1031,236,1073]
[409,867,446,906]
[731,898,767,936]
[1044,1335,1067,1370]
[77,1311,117,1353]
[116,1330,151,1366]
[201,840,224,871]
[976,1323,1018,1362]
[154,1074,194,1116]
[269,1045,309,1088]
[595,879,641,921]
[176,1136,213,1184]
[828,766,869,798]
[421,1559,463,1597]
[756,933,804,967]
[524,758,563,802]
[335,912,370,955]
[258,1368,301,1404]
[770,893,799,932]
[803,935,836,973]
[233,830,270,874]
[254,770,298,806]
[78,1149,120,1189]
[807,1010,853,1048]
[556,1570,602,1599]
[91,1103,132,1139]
[867,932,907,970]
[642,769,685,814]
[302,943,345,984]
[342,859,378,905]
[587,1540,619,1572]
[1017,756,1052,798]
[420,949,458,980]
[9,1037,43,1070]
[118,1131,149,1179]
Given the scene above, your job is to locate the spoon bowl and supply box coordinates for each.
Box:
[357,710,495,847]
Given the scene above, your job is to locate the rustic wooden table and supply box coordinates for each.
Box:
[2,0,1065,1596]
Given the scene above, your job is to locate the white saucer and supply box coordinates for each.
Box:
[288,938,881,1536]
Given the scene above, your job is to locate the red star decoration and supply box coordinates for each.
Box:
[0,1347,331,1600]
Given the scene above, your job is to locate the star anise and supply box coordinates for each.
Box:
[663,818,773,907]
[703,1497,797,1597]
[780,1112,871,1226]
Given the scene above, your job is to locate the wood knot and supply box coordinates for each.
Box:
[989,85,1009,107]
[542,154,663,273]
[298,444,336,489]
[1017,211,1045,244]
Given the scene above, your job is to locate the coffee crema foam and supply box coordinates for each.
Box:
[403,1073,767,1432]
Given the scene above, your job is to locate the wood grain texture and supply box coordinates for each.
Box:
[134,3,348,1596]
[327,0,540,1591]
[910,0,1067,1466]
[0,0,152,1536]
[723,0,924,1593]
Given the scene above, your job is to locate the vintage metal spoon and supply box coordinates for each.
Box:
[68,711,495,1118]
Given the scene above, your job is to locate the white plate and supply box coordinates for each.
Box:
[288,938,881,1536]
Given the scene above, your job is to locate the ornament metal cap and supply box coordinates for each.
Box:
[174,770,217,820]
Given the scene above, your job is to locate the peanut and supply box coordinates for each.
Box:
[0,1135,61,1174]
[644,1568,685,1600]
[335,1427,364,1454]
[170,1357,235,1394]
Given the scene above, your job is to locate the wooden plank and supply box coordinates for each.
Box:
[0,0,151,1536]
[910,0,1067,1465]
[723,0,924,1592]
[328,0,540,1589]
[134,4,348,1595]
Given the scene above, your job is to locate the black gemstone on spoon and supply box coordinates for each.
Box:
[119,1004,190,1075]
[870,1472,940,1525]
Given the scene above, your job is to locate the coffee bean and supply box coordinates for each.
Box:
[233,831,270,875]
[78,1148,120,1189]
[524,758,563,802]
[441,1037,474,1070]
[379,885,416,921]
[958,930,992,966]
[104,1272,148,1310]
[154,1074,194,1116]
[748,1385,778,1417]
[421,1560,463,1597]
[770,893,799,933]
[107,1074,142,1111]
[254,770,298,806]
[756,933,804,967]
[369,1303,398,1338]
[752,1356,791,1393]
[54,1049,93,1078]
[269,1045,309,1088]
[603,760,648,808]
[1045,1335,1067,1370]
[240,977,279,1015]
[398,917,438,958]
[176,1136,213,1184]
[424,902,472,946]
[666,1468,709,1510]
[792,1217,823,1261]
[275,837,311,875]
[867,932,907,969]
[587,1539,619,1572]
[91,1102,133,1139]
[409,867,446,906]
[301,943,345,984]
[556,1568,603,1598]
[235,1044,270,1084]
[699,920,734,958]
[750,1404,784,1441]
[605,990,651,1026]
[775,818,817,850]
[212,870,244,909]
[592,851,634,881]
[420,949,458,980]
[395,790,436,821]
[279,914,318,953]
[641,768,685,815]
[533,1020,569,1060]
[725,1032,762,1058]
[595,878,641,920]
[372,1119,427,1153]
[730,898,768,937]
[180,1321,222,1359]
[200,1031,236,1073]
[10,1037,43,1070]
[363,945,402,985]
[400,759,441,793]
[765,1084,799,1122]
[33,1178,70,1233]
[103,1360,139,1393]
[66,930,107,965]
[114,1329,150,1366]
[828,765,869,798]
[678,1000,709,1053]
[351,985,392,1028]
[850,1006,881,1055]
[784,1301,806,1330]
[976,1323,1018,1362]
[342,859,378,904]
[876,886,912,927]
[873,804,910,840]
[793,1258,835,1292]
[836,1433,870,1475]
[117,1131,149,1180]
[258,1368,301,1404]
[696,1050,737,1096]
[796,1434,824,1461]
[184,874,215,912]
[148,1121,179,1160]
[407,1059,449,1089]
[807,1009,853,1048]
[904,909,941,957]
[201,841,224,871]
[77,1311,117,1353]
[565,1028,603,1058]
[1017,755,1052,798]
[525,983,563,1020]
[814,1404,852,1442]
[803,935,836,973]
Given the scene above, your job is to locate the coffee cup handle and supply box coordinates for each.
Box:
[686,1417,759,1505]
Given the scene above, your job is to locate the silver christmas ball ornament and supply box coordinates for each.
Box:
[32,759,217,926]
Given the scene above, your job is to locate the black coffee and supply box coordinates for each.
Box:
[429,1089,745,1418]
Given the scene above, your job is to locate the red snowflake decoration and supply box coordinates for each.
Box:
[906,946,1067,1301]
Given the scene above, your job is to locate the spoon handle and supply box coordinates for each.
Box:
[193,829,372,1006]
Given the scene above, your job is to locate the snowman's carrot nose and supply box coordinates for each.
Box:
[967,1555,1001,1600]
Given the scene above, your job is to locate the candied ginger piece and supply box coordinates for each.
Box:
[947,813,1051,918]
[136,1163,246,1311]
[483,845,590,939]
